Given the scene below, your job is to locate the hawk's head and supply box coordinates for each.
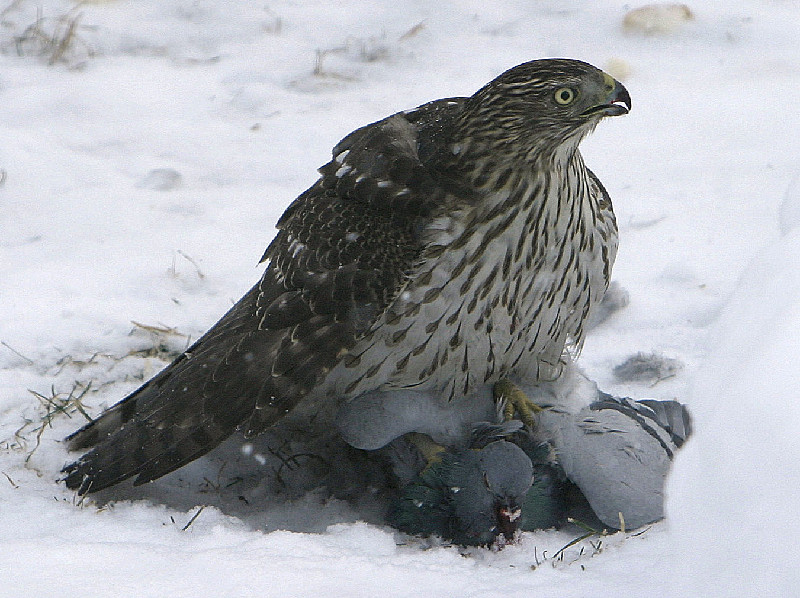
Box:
[462,58,631,158]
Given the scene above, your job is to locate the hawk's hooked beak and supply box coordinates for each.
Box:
[582,74,631,118]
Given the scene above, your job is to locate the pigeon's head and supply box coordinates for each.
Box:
[445,440,534,547]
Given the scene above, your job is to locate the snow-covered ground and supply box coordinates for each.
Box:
[1,1,798,595]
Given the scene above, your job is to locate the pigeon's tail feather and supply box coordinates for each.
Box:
[594,394,693,449]
[638,399,692,447]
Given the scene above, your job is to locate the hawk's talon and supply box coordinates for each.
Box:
[494,379,543,430]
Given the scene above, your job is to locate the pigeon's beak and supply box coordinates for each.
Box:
[496,504,522,543]
[582,74,631,118]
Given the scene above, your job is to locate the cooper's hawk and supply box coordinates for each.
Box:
[63,58,630,494]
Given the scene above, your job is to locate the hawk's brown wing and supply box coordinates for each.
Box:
[62,102,462,494]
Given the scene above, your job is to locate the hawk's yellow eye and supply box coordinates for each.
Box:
[554,87,576,105]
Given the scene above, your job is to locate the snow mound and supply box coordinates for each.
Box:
[668,228,800,597]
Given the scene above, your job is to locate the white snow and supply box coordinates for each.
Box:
[1,0,798,595]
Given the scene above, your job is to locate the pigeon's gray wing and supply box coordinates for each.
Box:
[62,103,462,495]
[538,396,689,530]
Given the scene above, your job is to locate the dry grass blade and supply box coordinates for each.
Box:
[1,340,34,364]
[2,471,19,488]
[176,250,205,279]
[12,7,94,66]
[551,517,608,561]
[52,351,110,376]
[46,10,80,65]
[181,506,205,531]
[1,0,24,24]
[19,381,94,461]
[265,439,328,488]
[128,321,190,361]
[130,321,185,336]
[399,21,425,41]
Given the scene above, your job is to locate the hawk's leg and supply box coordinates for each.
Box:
[405,432,446,466]
[494,379,544,430]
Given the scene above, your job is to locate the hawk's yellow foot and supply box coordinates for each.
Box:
[406,432,446,467]
[494,379,544,430]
